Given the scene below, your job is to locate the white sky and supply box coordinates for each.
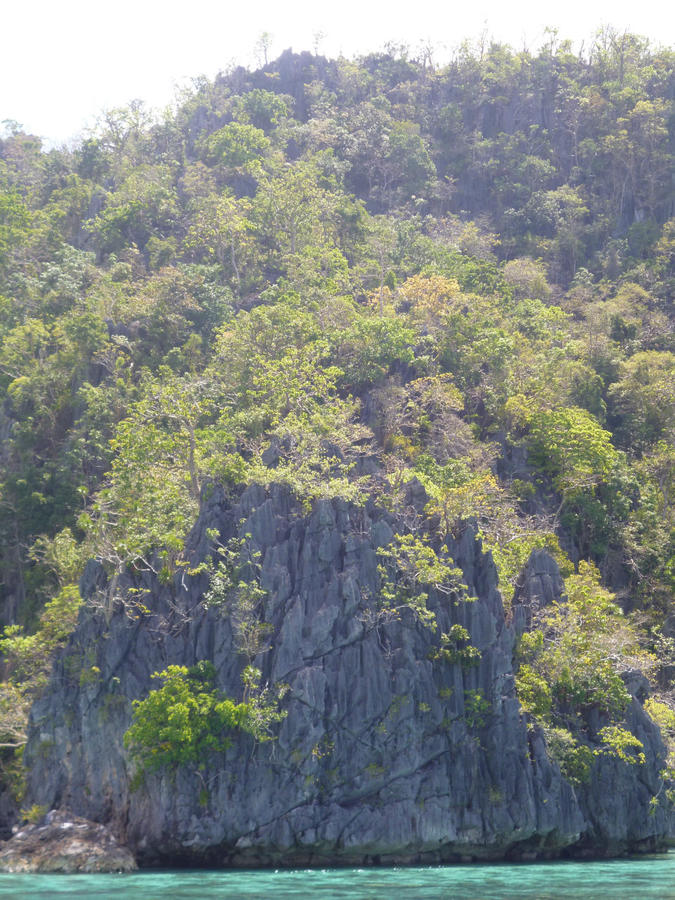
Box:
[1,0,673,147]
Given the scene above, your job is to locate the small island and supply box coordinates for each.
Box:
[0,32,673,870]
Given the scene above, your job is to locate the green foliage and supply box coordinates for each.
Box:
[515,664,553,719]
[327,313,416,391]
[184,193,254,290]
[1,38,674,812]
[544,727,595,784]
[86,164,178,254]
[608,352,675,452]
[232,88,290,131]
[124,662,249,780]
[529,407,618,498]
[82,367,239,576]
[253,159,341,261]
[490,533,568,609]
[0,586,81,694]
[621,443,674,611]
[518,562,637,719]
[644,698,675,773]
[123,661,286,786]
[645,698,675,741]
[597,725,645,765]
[201,123,270,170]
[422,463,506,538]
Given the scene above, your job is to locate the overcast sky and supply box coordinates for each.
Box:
[2,0,672,147]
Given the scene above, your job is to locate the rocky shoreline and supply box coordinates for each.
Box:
[0,806,671,873]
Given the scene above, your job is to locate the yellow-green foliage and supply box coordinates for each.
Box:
[645,698,675,770]
[529,407,618,496]
[0,585,81,689]
[1,40,674,812]
[464,690,490,728]
[597,725,646,765]
[416,453,570,608]
[544,727,595,784]
[490,532,571,609]
[20,804,47,825]
[517,562,638,718]
[0,585,82,749]
[546,724,647,784]
[375,533,467,630]
[515,664,553,719]
[204,535,272,663]
[516,562,650,774]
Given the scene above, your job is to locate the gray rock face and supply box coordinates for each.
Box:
[22,485,674,865]
[511,549,565,635]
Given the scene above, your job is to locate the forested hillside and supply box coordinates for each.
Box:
[0,31,673,821]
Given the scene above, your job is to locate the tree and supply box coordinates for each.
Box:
[81,369,234,585]
[253,159,339,261]
[608,351,675,452]
[529,407,618,499]
[603,100,671,222]
[372,532,466,631]
[520,186,589,282]
[362,215,398,315]
[232,88,289,132]
[184,193,254,290]
[380,121,436,207]
[621,442,674,611]
[516,561,651,780]
[0,185,31,282]
[503,257,551,301]
[255,33,274,68]
[86,164,178,254]
[0,585,81,749]
[200,123,270,172]
[394,273,462,333]
[204,536,272,664]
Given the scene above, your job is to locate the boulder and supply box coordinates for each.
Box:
[0,810,137,873]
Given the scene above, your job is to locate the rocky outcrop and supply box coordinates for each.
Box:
[21,484,674,865]
[0,810,137,873]
[511,548,566,635]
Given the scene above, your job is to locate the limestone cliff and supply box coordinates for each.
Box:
[22,484,674,865]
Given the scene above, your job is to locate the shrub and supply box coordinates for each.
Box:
[374,533,467,630]
[123,660,285,786]
[544,727,595,784]
[515,562,650,776]
[429,624,481,668]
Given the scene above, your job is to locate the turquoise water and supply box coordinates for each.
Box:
[0,855,674,899]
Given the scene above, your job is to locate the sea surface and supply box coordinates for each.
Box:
[0,854,674,899]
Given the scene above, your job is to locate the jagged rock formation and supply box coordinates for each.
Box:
[511,548,566,635]
[22,485,674,866]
